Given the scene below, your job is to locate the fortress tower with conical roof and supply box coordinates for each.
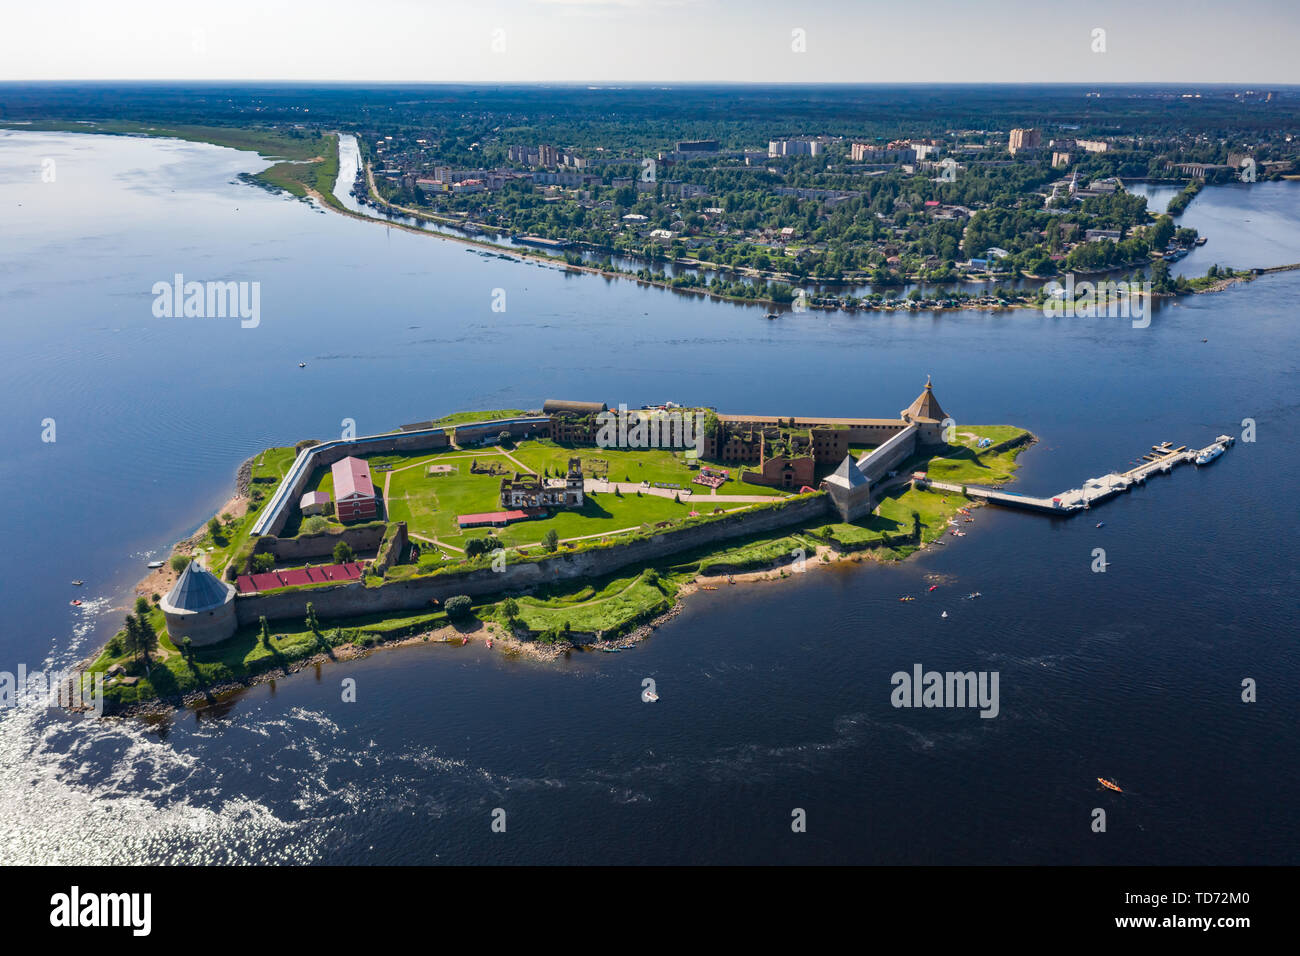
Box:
[821,377,951,520]
[159,558,237,646]
[900,375,949,446]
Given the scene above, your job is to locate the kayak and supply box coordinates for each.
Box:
[928,585,938,592]
[1098,777,1123,793]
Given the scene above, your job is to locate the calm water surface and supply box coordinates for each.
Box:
[0,131,1296,864]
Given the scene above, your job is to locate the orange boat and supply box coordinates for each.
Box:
[1098,777,1123,793]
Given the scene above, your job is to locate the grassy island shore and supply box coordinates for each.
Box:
[83,417,1034,715]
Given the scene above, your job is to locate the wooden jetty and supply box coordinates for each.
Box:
[919,434,1234,516]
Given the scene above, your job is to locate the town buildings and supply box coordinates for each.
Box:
[1008,128,1043,155]
[769,138,823,157]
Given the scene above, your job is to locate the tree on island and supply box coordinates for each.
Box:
[122,616,142,663]
[125,611,158,671]
[501,597,520,630]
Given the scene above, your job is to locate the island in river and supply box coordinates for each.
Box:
[84,385,1037,714]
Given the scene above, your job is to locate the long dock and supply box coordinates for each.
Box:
[919,434,1235,516]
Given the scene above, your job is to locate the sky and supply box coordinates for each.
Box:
[1,0,1297,84]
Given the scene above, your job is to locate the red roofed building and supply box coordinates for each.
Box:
[458,510,531,528]
[236,562,364,594]
[332,456,378,522]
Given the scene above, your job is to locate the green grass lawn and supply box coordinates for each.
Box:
[433,409,529,427]
[88,605,451,709]
[817,485,968,553]
[495,571,673,634]
[510,438,780,496]
[697,533,815,574]
[923,426,1033,486]
[252,133,341,206]
[388,456,718,549]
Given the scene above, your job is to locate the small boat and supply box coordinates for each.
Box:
[486,638,493,648]
[601,647,621,653]
[643,691,659,702]
[899,596,915,602]
[1195,236,1207,246]
[701,585,718,591]
[965,592,981,599]
[69,600,82,606]
[941,611,948,619]
[298,362,307,368]
[765,312,778,320]
[1196,444,1225,466]
[146,561,164,569]
[71,580,84,586]
[928,585,938,592]
[1201,338,1208,343]
[1098,777,1123,793]
[1095,521,1104,528]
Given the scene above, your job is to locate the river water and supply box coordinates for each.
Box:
[0,130,1296,864]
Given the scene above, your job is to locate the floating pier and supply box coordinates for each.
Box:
[920,434,1235,516]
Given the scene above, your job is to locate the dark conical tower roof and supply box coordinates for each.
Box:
[164,559,233,612]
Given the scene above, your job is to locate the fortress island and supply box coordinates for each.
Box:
[89,380,1039,712]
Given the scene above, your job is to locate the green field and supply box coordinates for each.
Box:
[509,438,782,496]
[385,451,731,550]
[88,605,451,709]
[251,133,341,207]
[433,409,528,427]
[921,426,1034,485]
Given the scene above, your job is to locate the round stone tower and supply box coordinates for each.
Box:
[159,559,238,647]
